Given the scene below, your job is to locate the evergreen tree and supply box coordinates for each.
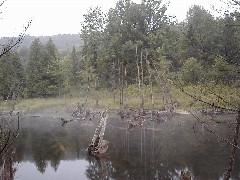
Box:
[45,38,61,96]
[220,14,240,65]
[26,39,47,98]
[0,52,24,100]
[58,55,73,94]
[26,38,61,98]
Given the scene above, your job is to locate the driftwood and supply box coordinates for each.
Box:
[200,108,236,116]
[117,106,146,129]
[60,118,74,127]
[128,121,144,130]
[69,103,100,121]
[86,110,109,156]
[180,170,192,180]
[117,105,146,119]
[117,105,175,129]
[60,103,99,126]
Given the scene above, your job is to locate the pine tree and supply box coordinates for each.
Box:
[0,52,24,100]
[26,38,61,98]
[25,38,47,98]
[45,38,61,96]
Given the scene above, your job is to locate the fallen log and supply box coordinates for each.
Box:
[86,110,109,156]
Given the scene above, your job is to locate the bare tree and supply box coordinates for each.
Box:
[0,1,32,179]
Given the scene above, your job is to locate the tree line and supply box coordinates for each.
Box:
[0,0,239,100]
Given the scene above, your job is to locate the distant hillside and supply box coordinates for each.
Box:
[0,34,83,68]
[0,34,83,52]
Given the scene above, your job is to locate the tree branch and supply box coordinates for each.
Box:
[0,20,32,59]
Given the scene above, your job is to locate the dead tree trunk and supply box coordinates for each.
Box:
[84,70,91,106]
[94,76,99,106]
[121,64,124,106]
[146,53,154,109]
[118,59,123,106]
[86,110,109,155]
[136,46,144,108]
[124,66,128,105]
[140,49,144,108]
[152,61,173,113]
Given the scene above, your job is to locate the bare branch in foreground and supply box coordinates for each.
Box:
[0,20,32,59]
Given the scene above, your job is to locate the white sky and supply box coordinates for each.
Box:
[0,0,220,37]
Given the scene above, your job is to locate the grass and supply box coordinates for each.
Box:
[0,83,238,111]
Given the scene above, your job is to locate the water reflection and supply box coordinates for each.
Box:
[85,155,112,179]
[0,115,19,180]
[15,160,88,180]
[12,114,240,179]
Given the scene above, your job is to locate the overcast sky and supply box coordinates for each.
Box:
[0,0,220,37]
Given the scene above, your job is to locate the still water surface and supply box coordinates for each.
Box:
[13,112,240,179]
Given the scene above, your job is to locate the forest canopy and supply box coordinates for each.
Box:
[0,0,239,101]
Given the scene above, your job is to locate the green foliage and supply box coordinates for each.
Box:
[210,56,239,84]
[185,5,221,65]
[0,52,24,100]
[25,38,61,98]
[157,49,172,77]
[58,55,73,93]
[45,38,62,96]
[81,6,105,70]
[25,39,46,97]
[179,57,203,85]
[78,63,96,87]
[79,0,173,87]
[1,1,237,102]
[220,14,240,65]
[70,46,80,85]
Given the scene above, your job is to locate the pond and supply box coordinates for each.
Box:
[12,110,240,180]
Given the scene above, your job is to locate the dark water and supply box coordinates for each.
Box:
[12,113,240,180]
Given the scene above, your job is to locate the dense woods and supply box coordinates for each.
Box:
[0,0,239,104]
[0,1,240,179]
